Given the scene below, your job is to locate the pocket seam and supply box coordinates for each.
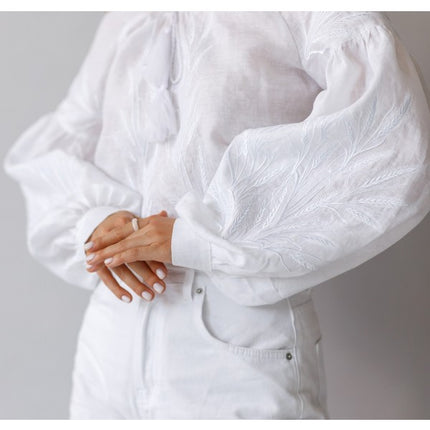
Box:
[315,336,327,414]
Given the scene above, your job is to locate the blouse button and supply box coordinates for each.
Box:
[286,352,293,360]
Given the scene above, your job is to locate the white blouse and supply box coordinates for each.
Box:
[4,11,430,306]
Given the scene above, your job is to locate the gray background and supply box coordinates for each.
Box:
[0,12,429,419]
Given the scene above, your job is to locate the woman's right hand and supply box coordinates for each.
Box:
[84,210,168,303]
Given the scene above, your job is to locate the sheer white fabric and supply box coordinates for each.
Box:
[4,11,430,306]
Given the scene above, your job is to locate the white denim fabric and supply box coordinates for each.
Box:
[68,269,327,419]
[3,11,430,419]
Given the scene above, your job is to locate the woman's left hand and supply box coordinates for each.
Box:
[85,210,176,270]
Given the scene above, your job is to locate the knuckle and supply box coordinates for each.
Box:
[101,277,116,293]
[97,269,109,282]
[112,254,123,264]
[113,242,123,253]
[112,265,125,277]
[145,273,159,286]
[109,284,121,295]
[116,269,137,287]
[146,229,157,241]
[137,269,150,281]
[132,280,145,292]
[111,287,127,301]
[128,279,146,294]
[119,216,129,224]
[112,220,121,228]
[123,238,134,250]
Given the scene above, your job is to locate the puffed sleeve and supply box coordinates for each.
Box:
[3,12,143,291]
[170,12,430,306]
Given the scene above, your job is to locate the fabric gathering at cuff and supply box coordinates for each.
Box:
[170,217,212,272]
[75,205,121,258]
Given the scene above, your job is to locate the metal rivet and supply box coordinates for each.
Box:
[286,352,293,360]
[195,288,203,294]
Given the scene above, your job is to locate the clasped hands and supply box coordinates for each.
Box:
[83,209,176,303]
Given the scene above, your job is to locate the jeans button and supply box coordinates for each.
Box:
[195,287,203,294]
[286,352,293,360]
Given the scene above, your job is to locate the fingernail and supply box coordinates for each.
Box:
[85,264,93,270]
[86,253,95,262]
[153,283,164,294]
[141,291,153,301]
[121,295,131,303]
[84,241,94,251]
[156,269,166,279]
[104,257,113,265]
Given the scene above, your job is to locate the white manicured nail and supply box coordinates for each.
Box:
[86,253,95,262]
[141,291,153,301]
[153,283,164,294]
[104,257,113,265]
[121,295,131,303]
[156,269,166,279]
[84,241,94,251]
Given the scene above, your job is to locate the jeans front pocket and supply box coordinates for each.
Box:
[185,281,303,417]
[192,279,296,361]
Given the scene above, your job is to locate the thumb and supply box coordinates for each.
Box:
[159,210,168,217]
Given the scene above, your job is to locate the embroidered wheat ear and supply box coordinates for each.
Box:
[210,85,419,273]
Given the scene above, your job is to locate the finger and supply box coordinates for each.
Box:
[129,213,160,231]
[127,261,166,295]
[86,224,153,267]
[145,261,168,281]
[86,260,105,273]
[88,219,137,252]
[104,246,158,269]
[97,266,133,303]
[111,264,155,301]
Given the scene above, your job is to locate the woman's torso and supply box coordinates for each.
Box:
[70,12,328,419]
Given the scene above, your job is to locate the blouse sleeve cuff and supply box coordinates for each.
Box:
[75,206,120,257]
[171,217,212,272]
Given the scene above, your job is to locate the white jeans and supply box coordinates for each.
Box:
[69,267,329,419]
